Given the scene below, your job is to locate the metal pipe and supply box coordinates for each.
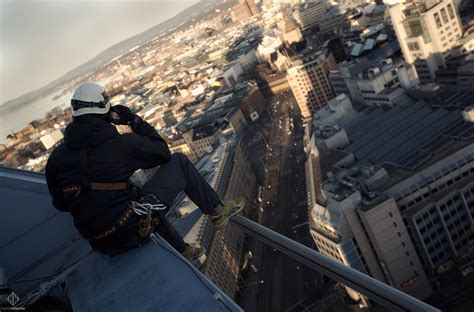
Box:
[230,215,440,312]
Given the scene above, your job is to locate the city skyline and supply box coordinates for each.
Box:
[1,0,473,311]
[0,0,197,104]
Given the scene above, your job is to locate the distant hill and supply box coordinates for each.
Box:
[0,0,230,113]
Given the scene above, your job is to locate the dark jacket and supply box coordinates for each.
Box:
[45,115,170,241]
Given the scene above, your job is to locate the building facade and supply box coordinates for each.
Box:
[169,136,257,299]
[328,69,350,96]
[292,1,329,32]
[169,125,224,164]
[390,0,463,82]
[436,54,474,90]
[337,58,418,106]
[305,98,474,304]
[204,139,258,297]
[286,51,336,118]
[232,0,259,22]
[319,6,348,35]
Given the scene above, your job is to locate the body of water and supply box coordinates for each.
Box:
[0,91,72,143]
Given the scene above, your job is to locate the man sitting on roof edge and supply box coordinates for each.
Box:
[45,82,244,259]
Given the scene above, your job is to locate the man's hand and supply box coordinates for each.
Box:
[110,105,137,126]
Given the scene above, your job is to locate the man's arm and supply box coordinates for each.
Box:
[128,118,171,170]
[112,105,171,170]
[45,153,69,212]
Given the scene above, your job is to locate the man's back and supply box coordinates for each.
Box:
[45,115,170,240]
[44,82,240,259]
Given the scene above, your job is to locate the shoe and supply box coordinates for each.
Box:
[211,198,245,230]
[182,244,205,261]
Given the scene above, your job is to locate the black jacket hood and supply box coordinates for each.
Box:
[64,116,119,149]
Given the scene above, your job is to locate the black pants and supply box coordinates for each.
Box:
[142,153,221,253]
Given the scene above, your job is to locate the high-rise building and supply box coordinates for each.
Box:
[291,1,329,32]
[390,0,463,82]
[232,0,260,22]
[286,50,336,118]
[319,6,349,35]
[232,3,252,22]
[305,97,474,305]
[203,140,258,297]
[246,0,259,15]
[169,138,258,298]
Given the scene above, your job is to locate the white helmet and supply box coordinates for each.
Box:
[71,82,110,117]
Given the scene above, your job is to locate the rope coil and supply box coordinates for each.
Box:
[131,194,167,216]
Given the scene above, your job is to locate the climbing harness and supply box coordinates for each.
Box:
[65,148,167,242]
[131,194,167,238]
[91,194,168,241]
[62,148,129,197]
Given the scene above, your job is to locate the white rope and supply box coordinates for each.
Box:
[131,194,167,216]
[17,251,92,306]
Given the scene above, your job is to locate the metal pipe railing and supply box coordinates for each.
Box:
[230,215,440,312]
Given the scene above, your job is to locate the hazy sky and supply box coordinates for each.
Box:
[0,0,197,104]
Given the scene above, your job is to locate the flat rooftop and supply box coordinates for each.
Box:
[342,100,471,170]
[0,166,242,312]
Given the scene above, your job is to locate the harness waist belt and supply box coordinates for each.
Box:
[62,182,128,194]
[92,206,135,241]
[89,182,128,191]
[91,204,161,241]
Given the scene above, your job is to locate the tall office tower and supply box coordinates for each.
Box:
[246,0,259,15]
[203,140,258,297]
[390,0,463,82]
[292,1,329,32]
[170,138,258,298]
[305,96,474,305]
[286,50,336,118]
[232,3,252,22]
[232,0,260,22]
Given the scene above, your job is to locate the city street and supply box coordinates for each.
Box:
[237,92,324,311]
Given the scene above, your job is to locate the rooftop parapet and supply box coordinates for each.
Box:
[0,166,241,312]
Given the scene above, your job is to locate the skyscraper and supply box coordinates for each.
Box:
[232,0,260,22]
[390,0,463,82]
[305,96,474,304]
[286,50,336,118]
[246,0,259,16]
[292,1,330,32]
